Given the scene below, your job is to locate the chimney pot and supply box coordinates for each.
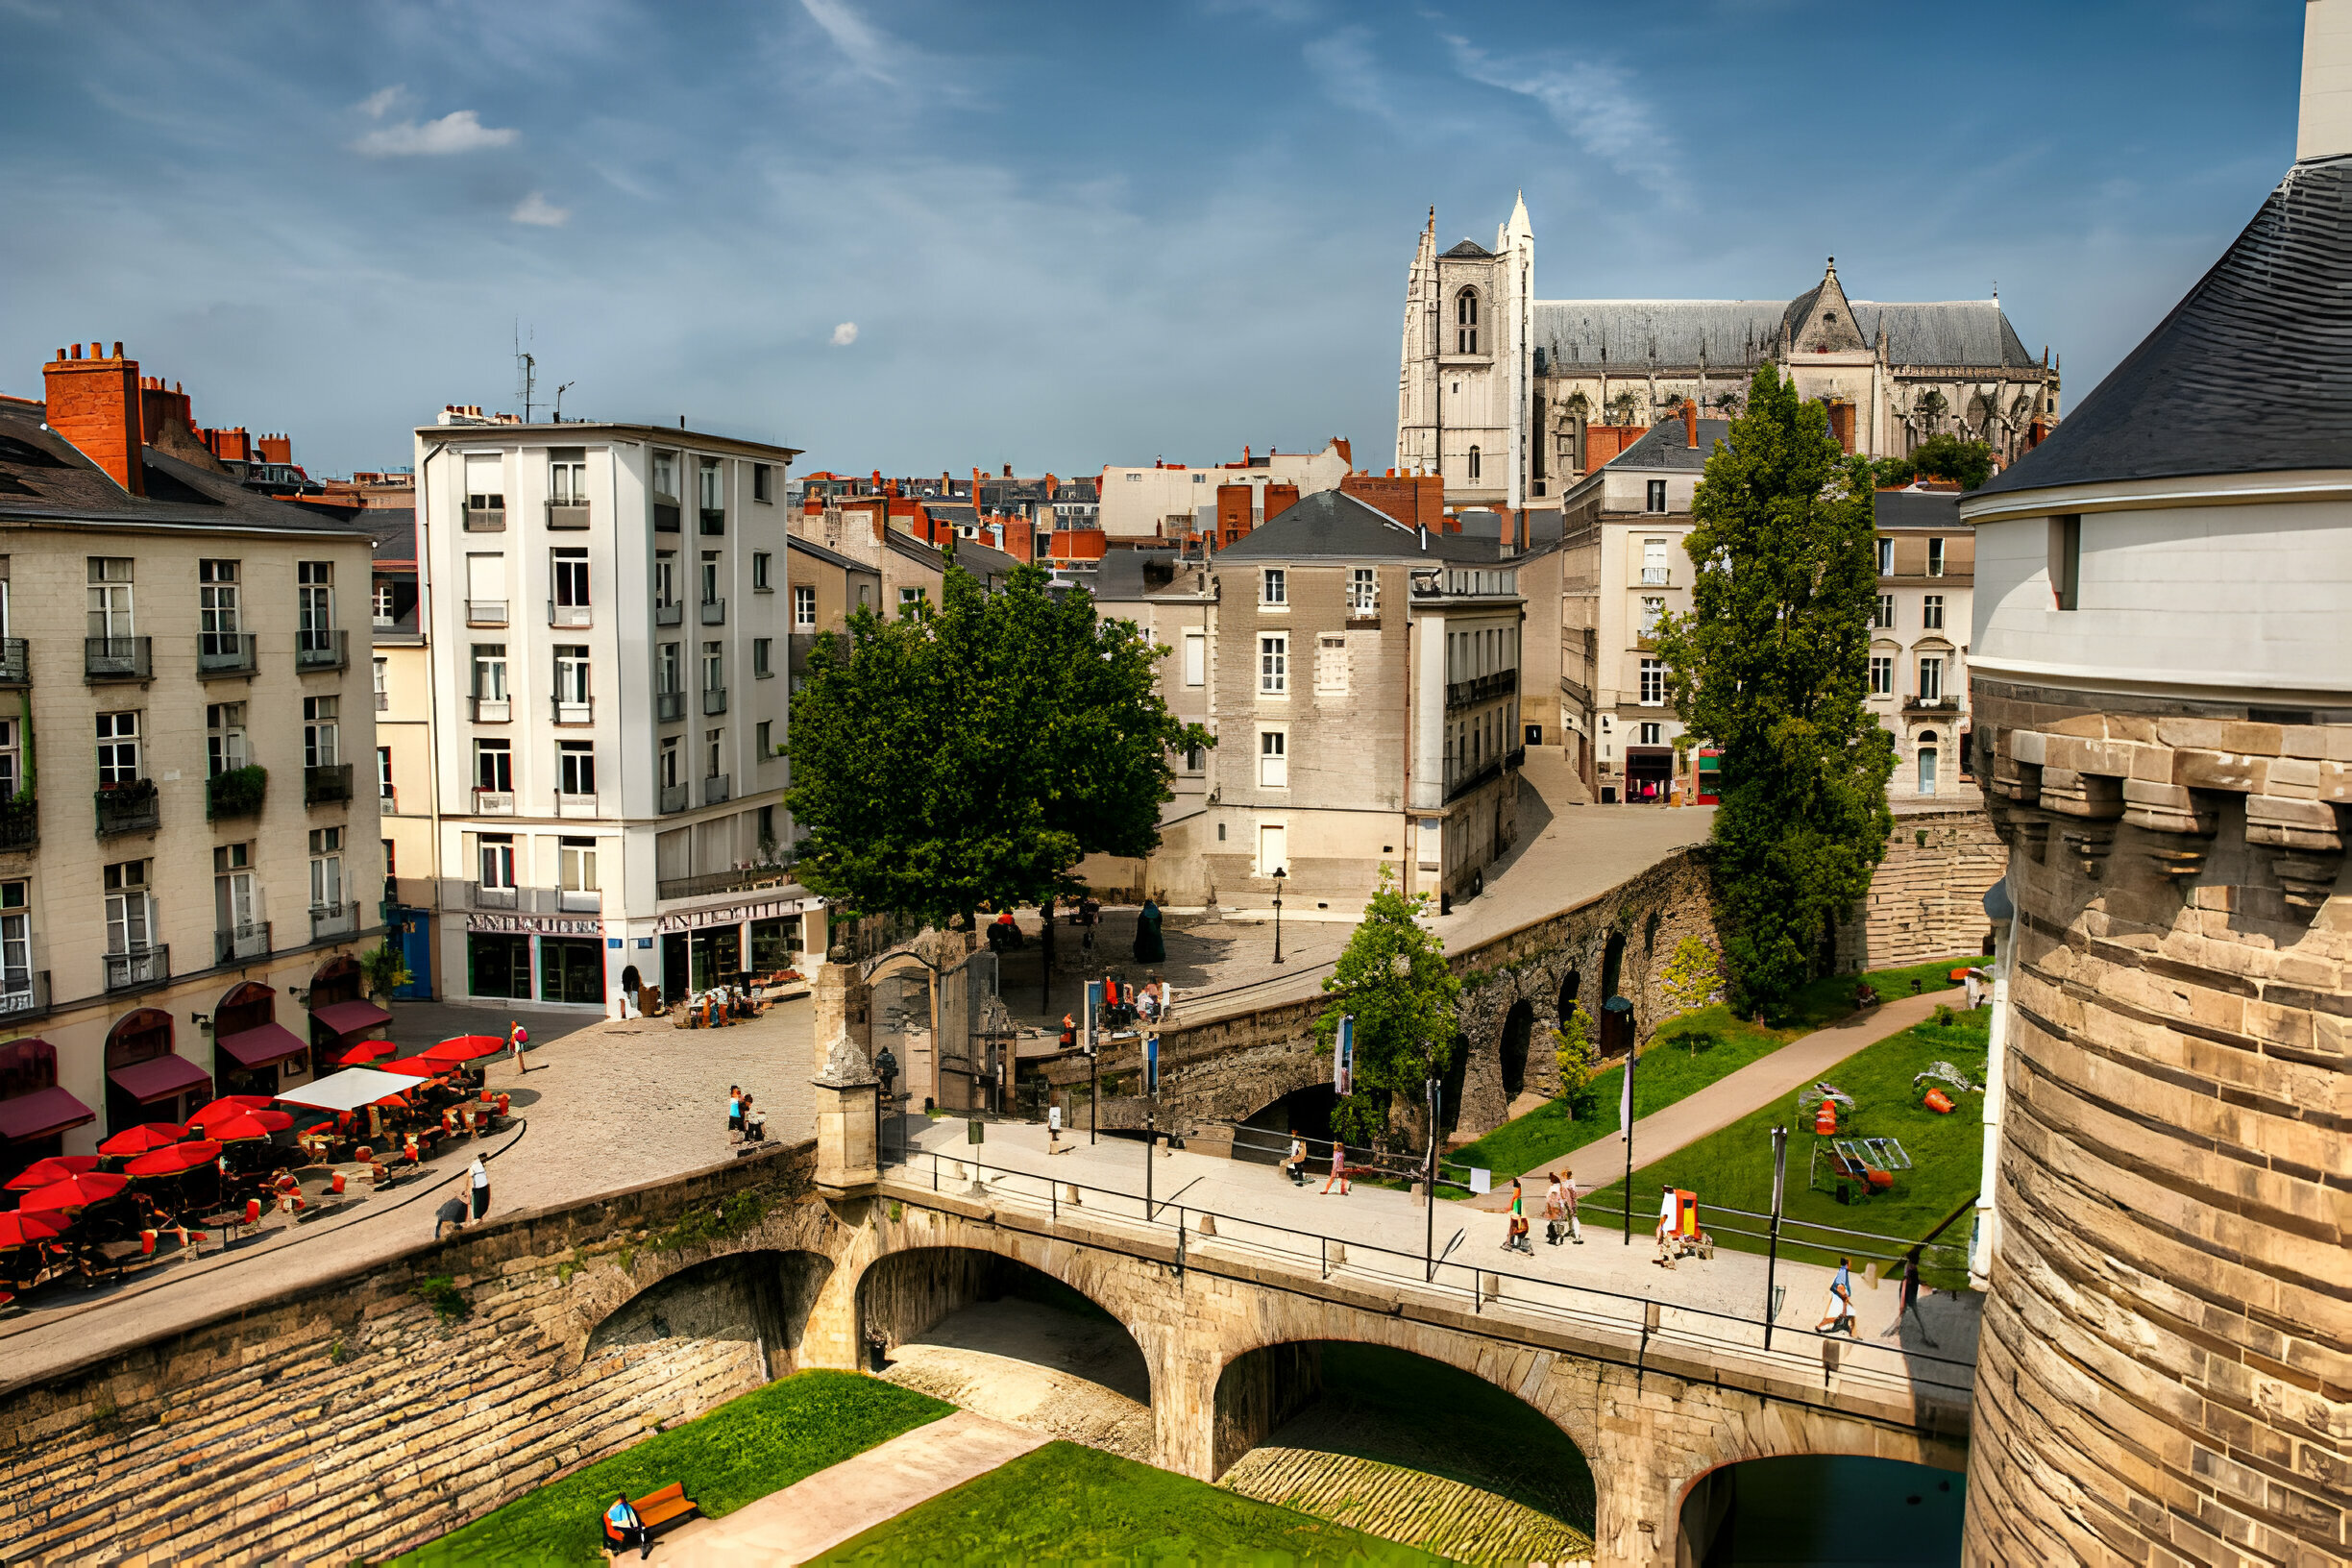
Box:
[88,343,101,359]
[111,342,123,358]
[69,344,83,361]
[1683,399,1698,449]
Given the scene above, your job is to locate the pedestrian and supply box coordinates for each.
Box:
[605,1493,652,1561]
[1059,1013,1076,1051]
[1880,1247,1940,1347]
[1048,1099,1063,1150]
[1502,1177,1527,1252]
[1654,1184,1679,1268]
[1817,1255,1856,1335]
[740,1093,761,1143]
[728,1084,744,1141]
[432,1196,467,1241]
[1283,1130,1307,1187]
[1320,1140,1351,1195]
[508,1019,528,1074]
[469,1155,490,1221]
[1544,1170,1572,1245]
[1558,1169,1583,1244]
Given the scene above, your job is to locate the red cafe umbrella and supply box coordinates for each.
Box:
[19,1171,129,1213]
[381,1058,445,1078]
[0,1211,68,1249]
[187,1096,276,1134]
[336,1039,397,1066]
[208,1110,294,1143]
[6,1155,101,1192]
[98,1121,188,1158]
[123,1139,224,1177]
[422,1035,505,1066]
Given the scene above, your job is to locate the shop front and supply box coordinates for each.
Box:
[103,1008,210,1136]
[1695,748,1724,805]
[465,913,606,1006]
[655,895,808,1004]
[212,981,310,1096]
[0,1038,95,1182]
[307,955,392,1075]
[1623,746,1676,803]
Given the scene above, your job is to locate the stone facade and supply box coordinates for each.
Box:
[1837,809,2007,972]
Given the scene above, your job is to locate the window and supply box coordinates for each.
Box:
[213,843,257,943]
[478,834,516,889]
[898,586,923,611]
[558,742,596,796]
[1874,594,1895,629]
[654,551,678,608]
[1184,742,1205,772]
[1919,742,1940,794]
[1918,656,1945,702]
[1647,479,1667,514]
[96,712,140,784]
[309,826,344,912]
[1468,445,1482,481]
[1259,633,1287,694]
[1315,634,1349,697]
[550,453,586,505]
[1261,569,1286,606]
[745,638,768,678]
[198,558,239,656]
[465,453,504,514]
[659,735,680,788]
[472,644,508,699]
[1183,632,1205,687]
[656,642,681,696]
[2049,515,2081,610]
[475,739,512,792]
[1642,537,1669,584]
[752,551,773,593]
[653,452,678,498]
[382,838,395,876]
[104,860,153,954]
[752,463,772,502]
[794,585,817,628]
[1257,821,1286,878]
[1640,596,1665,635]
[373,581,396,626]
[87,557,134,639]
[755,720,772,756]
[559,836,597,892]
[304,696,339,767]
[700,552,722,604]
[378,746,393,799]
[1870,655,1894,696]
[702,641,724,692]
[1259,729,1287,788]
[0,720,18,798]
[1638,658,1666,706]
[704,728,724,778]
[1926,537,1946,577]
[698,457,724,532]
[1455,287,1479,354]
[0,882,30,996]
[1876,537,1894,576]
[206,703,247,776]
[298,561,334,651]
[552,549,589,609]
[1349,568,1378,615]
[554,645,591,707]
[1638,722,1663,746]
[1922,594,1945,630]
[373,656,388,710]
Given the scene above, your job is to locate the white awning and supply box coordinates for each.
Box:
[274,1067,417,1113]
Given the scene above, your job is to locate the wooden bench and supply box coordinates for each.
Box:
[602,1482,698,1557]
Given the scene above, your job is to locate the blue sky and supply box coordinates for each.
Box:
[0,0,2308,479]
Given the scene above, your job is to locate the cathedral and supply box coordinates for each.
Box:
[1395,196,2062,508]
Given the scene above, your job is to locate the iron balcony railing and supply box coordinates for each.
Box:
[104,945,169,992]
[654,602,683,626]
[659,782,690,814]
[86,636,151,681]
[375,689,389,712]
[205,766,267,821]
[656,866,792,901]
[296,628,349,671]
[310,902,359,941]
[546,502,590,529]
[1443,672,1517,711]
[216,922,271,965]
[305,763,355,805]
[0,971,49,1019]
[0,638,28,686]
[95,779,159,836]
[700,599,726,625]
[463,506,505,532]
[0,796,36,851]
[702,686,728,715]
[466,600,508,626]
[656,690,686,723]
[197,632,258,676]
[1443,755,1503,804]
[701,773,731,805]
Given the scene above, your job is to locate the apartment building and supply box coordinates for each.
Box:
[361,508,439,994]
[788,498,1018,611]
[1096,440,1353,540]
[783,534,880,698]
[1868,488,1975,804]
[0,345,381,1174]
[414,416,812,1009]
[1090,547,1213,835]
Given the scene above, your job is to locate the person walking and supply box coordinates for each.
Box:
[1502,1177,1530,1253]
[605,1493,652,1560]
[1544,1170,1577,1245]
[1048,1099,1064,1151]
[433,1195,468,1241]
[727,1085,744,1141]
[1654,1184,1680,1268]
[507,1019,529,1074]
[1059,1013,1077,1051]
[1817,1256,1856,1335]
[468,1155,490,1221]
[1283,1131,1307,1187]
[1320,1140,1351,1195]
[1880,1246,1941,1347]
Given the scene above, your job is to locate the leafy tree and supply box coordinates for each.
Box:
[787,564,1210,930]
[1651,364,1896,1013]
[1907,433,1993,490]
[1605,388,1645,426]
[359,941,412,999]
[1658,936,1723,1056]
[1552,1002,1599,1119]
[1316,870,1461,1146]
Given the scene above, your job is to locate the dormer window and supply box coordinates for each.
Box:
[1456,289,1480,355]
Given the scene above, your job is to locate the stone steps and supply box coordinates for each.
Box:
[1218,1444,1594,1566]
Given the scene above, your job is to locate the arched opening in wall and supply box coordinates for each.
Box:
[1557,967,1580,1023]
[1213,1339,1595,1563]
[1678,1454,1963,1566]
[585,1249,834,1382]
[1233,1082,1336,1167]
[1499,999,1532,1101]
[1438,1041,1468,1135]
[858,1246,1150,1459]
[1600,930,1627,1008]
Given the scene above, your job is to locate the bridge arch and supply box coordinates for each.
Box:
[1498,998,1534,1101]
[581,1247,834,1381]
[1677,1452,1966,1567]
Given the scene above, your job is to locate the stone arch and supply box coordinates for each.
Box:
[1232,1080,1336,1165]
[1556,966,1581,1022]
[582,1248,834,1381]
[1600,927,1627,1002]
[1498,998,1533,1101]
[1675,1451,1966,1567]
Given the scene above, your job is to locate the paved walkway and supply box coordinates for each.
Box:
[657,1409,1046,1565]
[1465,991,1949,1212]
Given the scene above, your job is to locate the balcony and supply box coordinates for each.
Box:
[552,697,595,725]
[95,779,159,836]
[375,689,389,712]
[659,782,691,814]
[657,866,791,901]
[1904,695,1962,715]
[104,945,169,992]
[205,765,267,822]
[473,788,515,815]
[0,797,34,852]
[471,883,518,910]
[1444,671,1518,711]
[305,763,354,806]
[554,792,600,818]
[546,502,591,529]
[549,600,593,629]
[0,971,50,1020]
[310,902,359,942]
[0,638,29,686]
[463,506,505,532]
[1639,566,1672,586]
[656,690,686,723]
[466,600,509,626]
[698,507,725,535]
[700,598,726,625]
[215,922,271,966]
[702,686,728,715]
[653,502,681,533]
[702,773,731,806]
[196,632,258,677]
[296,628,349,672]
[557,888,602,913]
[654,601,683,626]
[86,636,151,682]
[1505,745,1526,772]
[471,696,511,723]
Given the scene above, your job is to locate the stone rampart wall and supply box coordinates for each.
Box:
[1839,808,2006,971]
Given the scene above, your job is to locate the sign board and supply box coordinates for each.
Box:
[465,914,601,937]
[1468,1167,1492,1195]
[654,897,797,934]
[966,1118,984,1145]
[1144,1035,1160,1095]
[1334,1015,1355,1096]
[1084,980,1102,1056]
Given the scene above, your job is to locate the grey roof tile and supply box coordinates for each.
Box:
[1212,489,1522,563]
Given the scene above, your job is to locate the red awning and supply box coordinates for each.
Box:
[0,1086,97,1144]
[216,1022,310,1069]
[108,1054,213,1106]
[310,999,392,1038]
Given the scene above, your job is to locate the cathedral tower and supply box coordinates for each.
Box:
[1395,197,1534,512]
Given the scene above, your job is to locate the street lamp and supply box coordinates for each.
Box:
[873,1043,899,1169]
[1271,866,1287,965]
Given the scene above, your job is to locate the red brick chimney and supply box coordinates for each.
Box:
[43,342,144,495]
[257,433,291,466]
[1682,399,1697,450]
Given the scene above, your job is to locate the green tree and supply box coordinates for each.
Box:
[1874,434,1993,492]
[1658,935,1722,1056]
[1651,364,1896,1013]
[1316,870,1461,1146]
[1553,1001,1599,1119]
[787,564,1210,929]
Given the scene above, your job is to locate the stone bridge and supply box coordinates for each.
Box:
[0,1137,1968,1567]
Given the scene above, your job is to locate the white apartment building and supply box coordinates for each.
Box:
[1868,489,1975,805]
[414,416,811,1010]
[1095,440,1354,539]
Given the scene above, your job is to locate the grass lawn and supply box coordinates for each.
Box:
[1583,1003,1991,1289]
[387,1371,952,1567]
[811,1440,1447,1567]
[1436,958,1972,1195]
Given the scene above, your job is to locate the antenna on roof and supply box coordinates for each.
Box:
[514,323,537,422]
[553,381,575,423]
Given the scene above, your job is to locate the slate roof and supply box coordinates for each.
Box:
[787,534,870,574]
[0,399,363,535]
[1602,417,1733,473]
[349,507,415,563]
[1090,548,1186,602]
[1977,154,2352,495]
[1442,239,1494,259]
[1873,489,1964,531]
[1532,299,2035,371]
[1212,490,1521,563]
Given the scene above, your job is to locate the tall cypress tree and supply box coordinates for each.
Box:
[1650,365,1895,1012]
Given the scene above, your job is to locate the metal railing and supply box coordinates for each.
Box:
[375,689,389,712]
[0,971,49,1018]
[216,922,271,965]
[1444,755,1503,804]
[656,866,792,901]
[551,697,595,725]
[463,506,505,532]
[471,696,511,723]
[0,639,29,686]
[700,598,726,625]
[549,600,593,629]
[104,945,169,992]
[305,763,354,805]
[701,773,731,805]
[702,686,727,715]
[466,600,508,626]
[473,788,515,815]
[205,766,267,821]
[471,883,518,909]
[86,636,151,681]
[654,602,683,626]
[653,502,681,533]
[197,632,258,675]
[546,502,591,529]
[1444,672,1516,710]
[656,690,686,723]
[310,902,359,941]
[557,888,602,913]
[1640,566,1672,586]
[95,779,159,836]
[659,782,691,814]
[296,628,348,671]
[0,797,35,851]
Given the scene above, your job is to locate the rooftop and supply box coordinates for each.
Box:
[1873,489,1965,531]
[1211,490,1525,564]
[0,400,368,537]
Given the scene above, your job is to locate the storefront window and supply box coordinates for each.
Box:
[468,934,531,999]
[749,918,795,974]
[540,937,605,1005]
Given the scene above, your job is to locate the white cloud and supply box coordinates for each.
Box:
[511,191,570,226]
[352,109,519,157]
[799,0,897,84]
[355,85,404,120]
[830,321,859,346]
[1445,37,1679,200]
[1303,28,1397,123]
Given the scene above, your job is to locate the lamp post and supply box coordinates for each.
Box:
[873,1043,898,1169]
[1271,867,1287,965]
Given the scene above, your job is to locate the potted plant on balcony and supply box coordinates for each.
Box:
[359,940,411,1008]
[206,764,268,821]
